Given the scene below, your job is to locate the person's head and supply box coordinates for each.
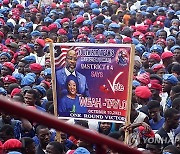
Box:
[98,122,112,135]
[172,97,180,111]
[65,75,79,95]
[36,125,50,148]
[0,124,14,143]
[24,89,38,106]
[163,145,180,154]
[65,50,77,73]
[145,135,162,154]
[170,85,180,101]
[162,74,178,93]
[164,108,179,129]
[147,100,161,121]
[18,61,26,74]
[12,93,24,103]
[1,63,14,76]
[46,141,65,154]
[175,133,180,151]
[21,137,35,154]
[108,131,125,142]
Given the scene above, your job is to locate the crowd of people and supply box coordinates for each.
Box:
[0,0,180,153]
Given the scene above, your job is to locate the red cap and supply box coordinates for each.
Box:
[156,38,166,46]
[148,80,162,91]
[3,0,9,5]
[3,75,17,83]
[11,88,21,98]
[133,31,142,37]
[138,126,155,138]
[80,26,90,34]
[3,62,15,72]
[5,38,15,45]
[153,21,164,28]
[51,2,57,8]
[16,4,24,10]
[153,64,165,72]
[48,23,58,31]
[136,72,150,85]
[29,63,43,72]
[20,44,31,53]
[3,48,14,57]
[60,18,70,24]
[149,53,161,62]
[156,16,166,22]
[30,8,39,13]
[95,34,106,41]
[57,28,67,35]
[40,26,50,32]
[75,16,85,24]
[41,80,50,89]
[135,86,152,99]
[144,19,152,26]
[62,0,70,3]
[161,51,173,59]
[136,25,149,34]
[123,37,132,43]
[77,33,88,38]
[0,18,5,26]
[0,31,4,38]
[108,39,117,44]
[3,139,22,150]
[145,32,155,38]
[35,38,45,48]
[12,15,20,20]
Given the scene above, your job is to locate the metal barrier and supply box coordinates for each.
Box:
[0,96,142,154]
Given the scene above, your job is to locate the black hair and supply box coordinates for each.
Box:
[21,137,34,148]
[36,125,49,135]
[164,108,179,120]
[25,89,38,100]
[163,145,180,154]
[13,93,24,103]
[48,141,64,154]
[108,132,122,140]
[150,74,162,84]
[147,100,160,110]
[46,88,53,101]
[172,64,180,75]
[172,97,180,108]
[0,124,14,136]
[146,136,162,149]
[75,120,89,128]
[171,85,180,94]
[47,104,54,115]
[7,83,20,94]
[45,101,53,111]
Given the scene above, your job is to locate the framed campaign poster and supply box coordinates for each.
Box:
[50,43,135,123]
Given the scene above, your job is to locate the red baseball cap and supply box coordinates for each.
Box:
[3,139,22,150]
[149,53,161,62]
[135,86,152,99]
[3,62,15,72]
[57,28,67,35]
[161,51,173,60]
[35,38,45,48]
[29,63,43,72]
[3,75,17,83]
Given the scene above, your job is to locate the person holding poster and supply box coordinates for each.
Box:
[58,75,87,114]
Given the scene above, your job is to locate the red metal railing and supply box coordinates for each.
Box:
[0,96,142,154]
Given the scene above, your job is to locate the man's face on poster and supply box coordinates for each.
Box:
[66,50,77,73]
